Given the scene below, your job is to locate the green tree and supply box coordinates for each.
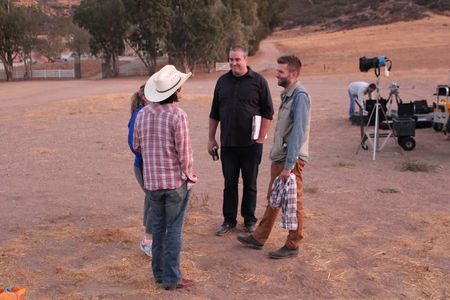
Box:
[224,0,287,55]
[1,1,65,80]
[214,1,246,60]
[35,31,65,62]
[73,0,128,77]
[67,22,91,58]
[20,6,45,78]
[0,0,25,80]
[26,12,73,63]
[123,0,172,75]
[253,0,287,51]
[167,0,224,73]
[226,0,261,54]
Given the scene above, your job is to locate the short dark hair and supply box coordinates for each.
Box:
[277,55,302,73]
[369,83,376,90]
[229,45,248,56]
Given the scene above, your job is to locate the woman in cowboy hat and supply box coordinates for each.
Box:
[133,65,197,290]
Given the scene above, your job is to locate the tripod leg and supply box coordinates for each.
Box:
[356,101,370,154]
[355,102,368,151]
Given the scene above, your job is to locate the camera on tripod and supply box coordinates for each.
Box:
[359,56,392,73]
[389,82,399,94]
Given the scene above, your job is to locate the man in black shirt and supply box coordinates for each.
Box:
[208,45,274,236]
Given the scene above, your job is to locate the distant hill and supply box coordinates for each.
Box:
[282,0,450,30]
[14,0,450,32]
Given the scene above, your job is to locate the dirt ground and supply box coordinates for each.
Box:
[1,15,449,299]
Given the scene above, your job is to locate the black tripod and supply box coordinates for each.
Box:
[386,83,403,113]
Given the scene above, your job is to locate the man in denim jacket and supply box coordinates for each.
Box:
[238,55,311,259]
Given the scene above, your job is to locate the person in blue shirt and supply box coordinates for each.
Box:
[127,84,152,257]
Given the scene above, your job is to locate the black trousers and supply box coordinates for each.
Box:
[220,143,263,226]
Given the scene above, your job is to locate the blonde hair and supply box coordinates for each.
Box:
[130,85,146,115]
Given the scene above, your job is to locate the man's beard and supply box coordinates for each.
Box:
[278,77,290,88]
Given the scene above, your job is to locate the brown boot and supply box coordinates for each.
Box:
[268,246,299,259]
[237,235,263,250]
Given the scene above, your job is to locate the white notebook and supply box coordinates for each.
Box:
[251,115,262,140]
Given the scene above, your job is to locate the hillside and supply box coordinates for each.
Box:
[269,14,450,77]
[283,0,450,30]
[15,0,450,31]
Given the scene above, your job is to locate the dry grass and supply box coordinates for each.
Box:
[189,192,209,209]
[184,207,211,234]
[31,147,57,155]
[304,221,449,298]
[21,94,128,121]
[79,228,135,245]
[238,272,272,285]
[304,186,319,193]
[60,95,127,116]
[400,160,436,172]
[0,223,160,298]
[335,161,355,168]
[377,187,400,193]
[0,205,216,297]
[272,15,450,75]
[180,256,211,284]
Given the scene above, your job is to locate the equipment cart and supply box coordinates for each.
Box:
[432,85,449,132]
[392,116,416,151]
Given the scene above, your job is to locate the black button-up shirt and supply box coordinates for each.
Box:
[209,68,274,147]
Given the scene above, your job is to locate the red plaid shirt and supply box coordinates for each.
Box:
[133,102,197,191]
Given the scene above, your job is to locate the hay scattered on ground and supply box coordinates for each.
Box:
[377,187,400,194]
[400,160,436,172]
[0,207,222,298]
[335,161,355,168]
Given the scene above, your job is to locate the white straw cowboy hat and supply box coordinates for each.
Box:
[144,65,192,103]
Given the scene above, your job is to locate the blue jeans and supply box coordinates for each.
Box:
[348,90,356,117]
[147,183,191,286]
[133,166,152,234]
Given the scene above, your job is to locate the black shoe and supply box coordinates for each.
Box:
[237,235,263,249]
[244,223,256,233]
[215,223,235,236]
[268,246,299,259]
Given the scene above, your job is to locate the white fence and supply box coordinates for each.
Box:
[0,69,75,80]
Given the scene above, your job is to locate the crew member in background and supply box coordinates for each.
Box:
[347,81,376,119]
